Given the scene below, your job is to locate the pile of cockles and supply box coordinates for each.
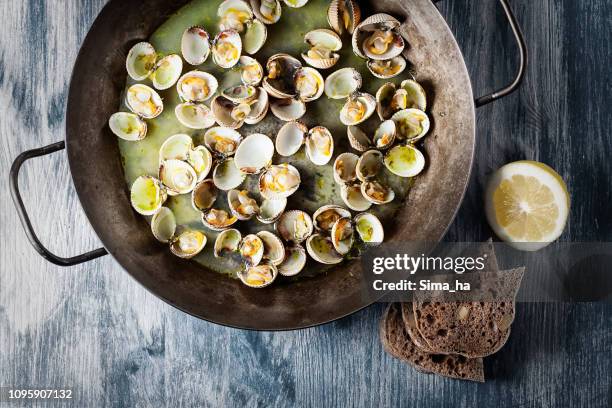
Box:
[108,0,431,288]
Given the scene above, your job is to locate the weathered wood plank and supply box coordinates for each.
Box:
[0,1,610,407]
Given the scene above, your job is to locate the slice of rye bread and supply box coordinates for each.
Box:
[380,304,485,382]
[400,302,436,352]
[413,267,526,358]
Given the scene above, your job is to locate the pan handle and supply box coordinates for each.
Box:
[9,141,108,266]
[434,0,528,107]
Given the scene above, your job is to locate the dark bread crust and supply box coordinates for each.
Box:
[380,304,485,382]
[400,302,436,352]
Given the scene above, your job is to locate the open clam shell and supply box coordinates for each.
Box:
[234,133,274,174]
[259,164,301,200]
[347,125,372,152]
[324,67,362,99]
[361,180,395,205]
[151,207,176,243]
[159,159,198,196]
[177,71,218,102]
[276,210,313,243]
[331,217,355,255]
[367,55,407,79]
[352,13,403,60]
[244,88,269,124]
[222,84,258,103]
[211,96,246,129]
[228,189,260,220]
[327,0,361,35]
[151,54,183,90]
[306,234,343,264]
[126,42,157,81]
[175,103,216,129]
[239,56,264,86]
[391,108,430,142]
[257,231,286,266]
[213,158,246,190]
[243,19,267,54]
[356,149,383,182]
[204,127,242,157]
[214,228,242,257]
[263,53,301,98]
[339,92,376,126]
[159,134,193,163]
[340,183,372,211]
[295,67,325,102]
[218,0,253,33]
[130,176,167,216]
[305,126,334,165]
[256,197,287,224]
[284,0,308,7]
[276,121,308,157]
[277,244,307,276]
[250,0,282,24]
[372,119,396,150]
[302,29,342,70]
[238,262,278,288]
[126,84,163,119]
[170,230,207,259]
[354,212,384,244]
[312,205,351,233]
[192,179,218,212]
[201,208,238,231]
[212,29,242,69]
[270,98,307,121]
[400,79,427,111]
[181,26,211,65]
[240,234,265,266]
[376,82,398,120]
[333,152,359,184]
[109,112,147,141]
[187,146,213,182]
[384,144,426,178]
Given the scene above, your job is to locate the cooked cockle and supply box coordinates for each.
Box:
[256,231,286,266]
[151,207,178,243]
[263,54,302,98]
[294,67,325,102]
[384,144,426,178]
[327,0,361,35]
[126,84,163,119]
[159,134,193,163]
[212,88,269,128]
[212,29,242,69]
[306,234,343,264]
[202,208,238,231]
[367,56,407,79]
[204,127,242,157]
[228,189,260,220]
[391,108,430,142]
[372,119,396,150]
[212,158,246,190]
[130,176,167,216]
[238,262,278,288]
[276,210,313,243]
[331,217,355,255]
[239,56,264,86]
[356,149,383,182]
[256,197,287,224]
[214,228,242,257]
[175,103,216,130]
[324,67,362,100]
[347,125,372,152]
[312,205,351,233]
[181,26,211,65]
[340,93,376,126]
[340,183,372,211]
[275,122,334,165]
[352,13,404,61]
[283,0,308,7]
[277,245,307,276]
[187,146,214,182]
[333,152,359,184]
[159,159,198,196]
[302,29,342,70]
[108,112,147,141]
[354,212,384,244]
[126,42,157,81]
[259,164,301,200]
[191,179,218,212]
[218,0,254,33]
[243,19,267,55]
[234,133,274,174]
[170,230,207,259]
[239,234,265,266]
[251,0,282,24]
[376,80,427,120]
[270,98,307,121]
[177,71,218,102]
[361,180,395,205]
[150,54,183,90]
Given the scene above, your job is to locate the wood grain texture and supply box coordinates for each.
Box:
[0,1,610,407]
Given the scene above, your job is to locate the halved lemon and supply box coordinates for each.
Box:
[485,161,570,251]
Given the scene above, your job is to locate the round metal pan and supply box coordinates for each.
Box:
[10,0,526,330]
